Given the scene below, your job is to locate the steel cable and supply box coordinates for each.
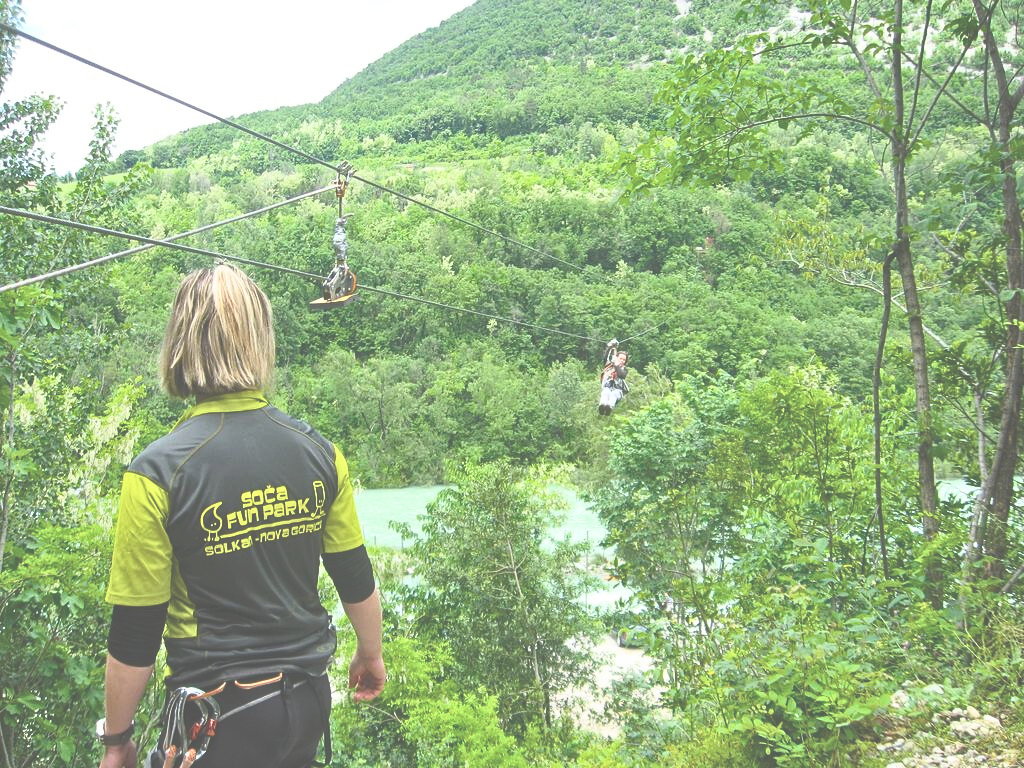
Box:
[1,23,589,275]
[0,206,603,343]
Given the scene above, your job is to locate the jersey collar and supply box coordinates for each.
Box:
[181,390,270,421]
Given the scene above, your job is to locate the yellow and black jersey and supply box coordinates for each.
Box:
[106,390,363,688]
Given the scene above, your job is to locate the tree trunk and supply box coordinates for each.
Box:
[893,224,942,606]
[964,387,989,576]
[0,350,16,575]
[873,252,895,580]
[505,539,549,726]
[892,0,942,607]
[969,0,1024,585]
[982,133,1024,582]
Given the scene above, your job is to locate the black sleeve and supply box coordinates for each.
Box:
[322,545,376,604]
[107,603,168,667]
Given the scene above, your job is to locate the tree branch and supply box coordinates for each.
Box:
[1000,561,1024,593]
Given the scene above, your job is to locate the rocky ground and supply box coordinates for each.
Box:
[867,686,1022,768]
[560,649,1024,766]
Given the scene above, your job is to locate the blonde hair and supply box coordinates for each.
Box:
[159,264,275,399]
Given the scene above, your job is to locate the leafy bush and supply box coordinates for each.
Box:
[330,635,529,767]
[703,586,892,766]
[0,524,112,767]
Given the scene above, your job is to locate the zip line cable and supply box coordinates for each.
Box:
[2,25,645,346]
[0,184,338,294]
[618,323,666,344]
[2,23,588,276]
[357,283,603,342]
[0,206,321,281]
[0,206,605,343]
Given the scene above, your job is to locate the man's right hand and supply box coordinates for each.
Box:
[349,652,387,702]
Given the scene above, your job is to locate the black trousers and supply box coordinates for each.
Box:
[148,674,331,768]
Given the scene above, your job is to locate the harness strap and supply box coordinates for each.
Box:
[150,674,331,767]
[218,677,304,723]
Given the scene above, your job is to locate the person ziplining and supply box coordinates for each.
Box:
[310,166,358,309]
[598,339,629,416]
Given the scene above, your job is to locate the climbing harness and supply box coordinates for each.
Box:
[600,339,628,385]
[598,338,629,416]
[310,164,358,310]
[146,673,332,767]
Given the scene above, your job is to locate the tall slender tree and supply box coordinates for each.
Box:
[619,0,986,606]
[960,0,1024,586]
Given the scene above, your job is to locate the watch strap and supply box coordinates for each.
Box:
[95,718,135,746]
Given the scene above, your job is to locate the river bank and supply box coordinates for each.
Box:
[559,647,1024,764]
[553,635,659,739]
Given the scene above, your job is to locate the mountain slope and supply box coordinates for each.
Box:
[138,0,690,169]
[328,0,682,91]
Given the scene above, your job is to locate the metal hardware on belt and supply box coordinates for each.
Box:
[158,687,220,767]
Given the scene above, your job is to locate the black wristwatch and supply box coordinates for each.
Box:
[95,718,135,746]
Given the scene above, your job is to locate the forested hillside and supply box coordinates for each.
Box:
[91,0,893,487]
[3,0,1024,766]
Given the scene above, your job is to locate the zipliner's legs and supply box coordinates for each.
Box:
[598,386,622,415]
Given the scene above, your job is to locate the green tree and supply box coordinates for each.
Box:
[956,0,1024,589]
[399,461,599,733]
[0,524,111,767]
[0,10,161,766]
[331,636,532,768]
[618,0,987,607]
[590,368,905,764]
[0,0,63,571]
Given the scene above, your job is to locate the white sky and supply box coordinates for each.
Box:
[3,0,476,174]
